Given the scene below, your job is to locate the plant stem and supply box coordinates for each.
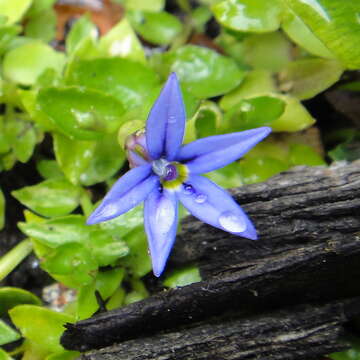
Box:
[0,239,33,281]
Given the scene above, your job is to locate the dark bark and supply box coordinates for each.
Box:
[80,298,359,360]
[61,161,360,355]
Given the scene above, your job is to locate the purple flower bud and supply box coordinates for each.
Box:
[125,130,152,168]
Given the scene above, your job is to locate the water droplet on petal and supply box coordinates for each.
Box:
[183,184,194,195]
[168,115,176,124]
[195,194,207,204]
[219,211,247,233]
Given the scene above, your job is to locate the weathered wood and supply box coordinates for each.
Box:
[61,161,360,353]
[80,298,360,360]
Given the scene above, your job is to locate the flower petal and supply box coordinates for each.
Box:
[87,164,158,224]
[146,73,186,161]
[177,127,271,174]
[177,175,257,240]
[144,188,178,277]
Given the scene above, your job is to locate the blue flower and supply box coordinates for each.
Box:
[87,73,271,277]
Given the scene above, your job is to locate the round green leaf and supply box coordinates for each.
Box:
[128,10,183,45]
[278,58,344,100]
[66,58,160,111]
[3,41,65,85]
[9,305,74,354]
[224,95,285,131]
[41,243,97,279]
[38,87,125,140]
[53,134,96,185]
[0,0,32,24]
[79,135,125,186]
[161,45,245,98]
[212,0,283,33]
[0,287,41,316]
[12,178,81,217]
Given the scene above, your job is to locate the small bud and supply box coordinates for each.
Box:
[125,129,151,168]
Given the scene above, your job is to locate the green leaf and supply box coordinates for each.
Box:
[220,69,276,110]
[0,25,21,55]
[90,230,129,267]
[239,156,289,184]
[9,305,74,354]
[12,178,81,217]
[0,348,13,360]
[41,242,97,286]
[76,268,124,320]
[0,319,20,346]
[212,0,283,33]
[330,338,360,360]
[97,18,146,63]
[66,15,98,55]
[278,58,343,100]
[194,101,222,139]
[36,159,63,179]
[224,95,285,131]
[0,287,41,316]
[99,204,144,238]
[19,215,89,248]
[241,32,292,72]
[160,45,244,98]
[79,135,126,186]
[24,8,56,42]
[123,0,164,11]
[66,58,160,111]
[0,187,4,230]
[205,162,244,188]
[281,9,335,58]
[0,0,32,24]
[122,227,151,277]
[4,116,37,163]
[53,134,96,185]
[163,266,201,288]
[282,0,360,69]
[289,143,325,166]
[128,10,183,45]
[38,86,125,140]
[270,94,315,132]
[27,0,57,16]
[3,41,65,85]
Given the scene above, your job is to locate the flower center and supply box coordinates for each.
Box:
[151,158,188,190]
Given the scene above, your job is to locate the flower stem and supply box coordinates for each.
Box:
[0,239,33,281]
